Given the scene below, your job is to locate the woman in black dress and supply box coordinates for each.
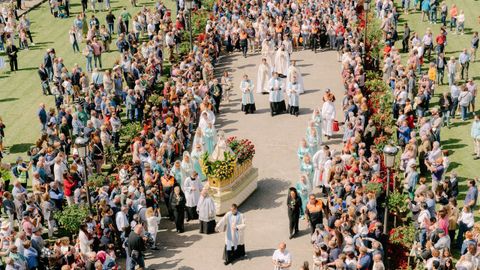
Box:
[169,185,186,233]
[287,187,302,239]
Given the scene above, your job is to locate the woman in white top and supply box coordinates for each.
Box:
[146,207,161,248]
[78,224,93,256]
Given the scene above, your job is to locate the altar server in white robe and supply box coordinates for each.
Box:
[240,74,256,114]
[261,37,275,66]
[312,145,331,189]
[282,35,293,56]
[321,96,336,139]
[183,171,203,221]
[256,58,272,94]
[321,151,333,192]
[287,76,300,116]
[216,204,246,265]
[197,187,216,234]
[268,72,287,116]
[274,44,290,76]
[286,60,304,94]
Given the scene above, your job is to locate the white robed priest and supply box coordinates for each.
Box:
[183,171,203,221]
[321,93,336,140]
[286,76,300,116]
[312,145,331,188]
[256,58,272,94]
[261,37,275,66]
[286,60,304,94]
[268,72,287,116]
[216,203,246,265]
[274,44,290,76]
[240,74,256,114]
[197,186,216,234]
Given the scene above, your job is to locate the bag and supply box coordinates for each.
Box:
[131,250,140,260]
[332,120,340,132]
[82,47,90,57]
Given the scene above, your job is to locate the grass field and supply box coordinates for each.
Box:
[0,0,175,163]
[394,0,480,211]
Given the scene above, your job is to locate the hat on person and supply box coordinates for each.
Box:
[32,227,41,233]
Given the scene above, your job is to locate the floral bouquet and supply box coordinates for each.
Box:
[201,151,236,180]
[227,137,256,164]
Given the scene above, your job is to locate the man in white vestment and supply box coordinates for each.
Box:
[269,72,287,116]
[286,60,304,94]
[240,74,256,114]
[321,94,336,139]
[286,76,300,116]
[183,171,203,221]
[216,204,246,265]
[261,37,275,66]
[197,187,216,234]
[257,58,272,94]
[274,44,290,76]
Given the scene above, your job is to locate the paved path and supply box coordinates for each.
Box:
[147,50,344,270]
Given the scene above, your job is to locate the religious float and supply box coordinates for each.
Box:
[201,135,258,215]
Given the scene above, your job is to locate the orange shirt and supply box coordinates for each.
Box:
[306,199,324,213]
[450,7,457,18]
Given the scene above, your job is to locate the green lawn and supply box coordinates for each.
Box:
[0,0,175,163]
[396,0,479,209]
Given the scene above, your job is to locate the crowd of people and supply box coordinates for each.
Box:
[0,0,480,268]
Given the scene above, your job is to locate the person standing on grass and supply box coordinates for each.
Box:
[449,4,458,32]
[458,86,473,121]
[106,11,115,34]
[91,37,103,69]
[83,40,93,72]
[38,64,51,95]
[5,40,18,72]
[471,115,480,160]
[466,79,477,113]
[69,26,81,53]
[446,56,458,87]
[121,7,132,32]
[471,32,479,63]
[458,48,470,81]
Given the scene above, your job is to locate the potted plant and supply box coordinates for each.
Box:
[54,205,90,239]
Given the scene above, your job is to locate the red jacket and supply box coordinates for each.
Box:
[63,177,77,197]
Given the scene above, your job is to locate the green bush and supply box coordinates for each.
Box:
[54,205,90,235]
[120,122,142,139]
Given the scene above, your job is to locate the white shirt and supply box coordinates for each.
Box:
[115,211,129,232]
[272,249,292,270]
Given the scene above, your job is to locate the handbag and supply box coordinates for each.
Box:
[332,120,340,132]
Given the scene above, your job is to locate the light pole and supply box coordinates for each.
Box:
[75,136,93,214]
[363,0,371,66]
[185,0,194,51]
[383,144,398,234]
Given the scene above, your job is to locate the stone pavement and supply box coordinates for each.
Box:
[146,49,344,270]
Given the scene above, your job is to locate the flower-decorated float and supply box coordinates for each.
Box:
[201,135,258,215]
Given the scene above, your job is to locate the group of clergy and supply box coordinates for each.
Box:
[239,43,305,117]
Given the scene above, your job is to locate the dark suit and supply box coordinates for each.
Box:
[209,83,223,113]
[38,67,51,95]
[6,45,18,71]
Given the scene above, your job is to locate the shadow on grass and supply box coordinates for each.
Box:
[8,143,34,154]
[0,97,19,103]
[442,144,467,150]
[450,121,470,127]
